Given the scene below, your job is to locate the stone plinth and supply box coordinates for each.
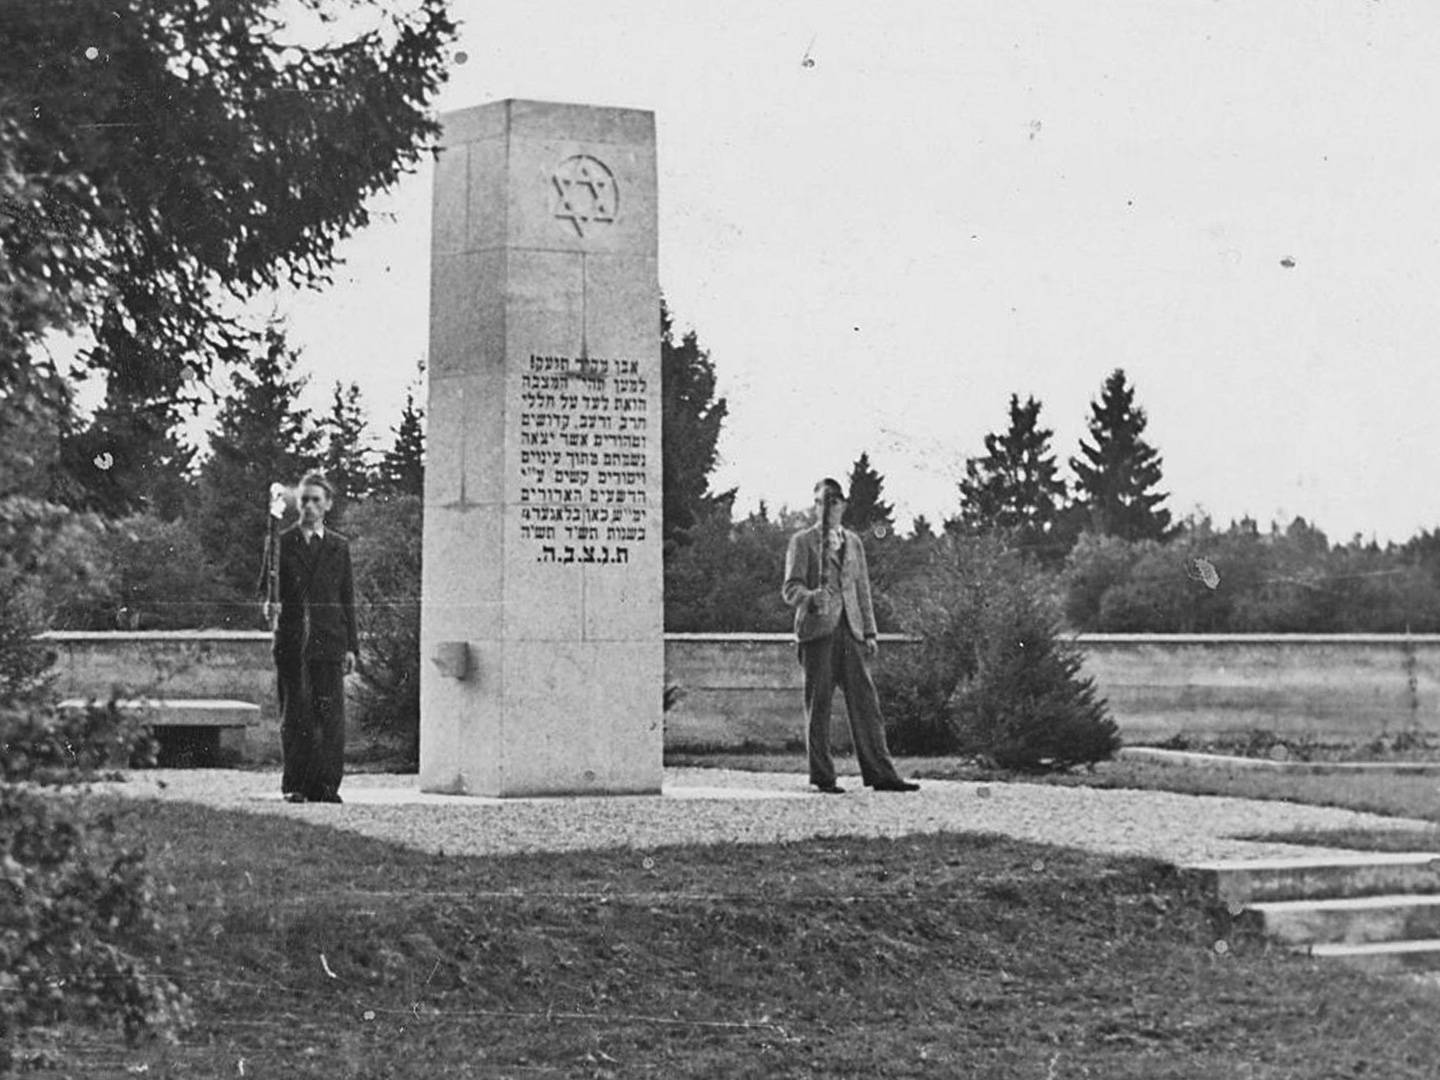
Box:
[420,100,663,796]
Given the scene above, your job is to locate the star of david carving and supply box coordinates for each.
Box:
[552,155,618,238]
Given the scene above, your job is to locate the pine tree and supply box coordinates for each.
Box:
[842,452,895,535]
[377,389,425,499]
[957,394,1068,559]
[321,381,374,523]
[661,301,732,549]
[195,322,321,607]
[1070,369,1172,542]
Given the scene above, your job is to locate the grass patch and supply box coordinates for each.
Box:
[34,797,1440,1078]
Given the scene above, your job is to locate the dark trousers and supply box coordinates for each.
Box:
[277,655,346,800]
[800,622,903,788]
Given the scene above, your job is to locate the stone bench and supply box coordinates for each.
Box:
[57,697,261,767]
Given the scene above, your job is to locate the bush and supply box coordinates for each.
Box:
[98,513,246,630]
[879,534,1119,769]
[347,494,422,762]
[0,697,158,786]
[1,780,190,1069]
[951,585,1119,770]
[0,498,114,696]
[0,496,187,1065]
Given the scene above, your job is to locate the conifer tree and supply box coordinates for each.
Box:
[1070,369,1172,542]
[195,322,320,605]
[661,301,732,549]
[957,394,1068,559]
[378,390,425,499]
[321,381,374,523]
[843,452,895,534]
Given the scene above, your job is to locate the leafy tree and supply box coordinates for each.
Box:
[842,452,895,534]
[195,322,320,608]
[0,4,454,1058]
[321,381,375,524]
[377,387,425,499]
[957,394,1069,562]
[1070,370,1172,542]
[661,301,731,549]
[1,0,456,411]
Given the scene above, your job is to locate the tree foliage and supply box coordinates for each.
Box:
[321,380,375,524]
[0,4,456,1059]
[100,513,236,630]
[376,386,425,499]
[195,322,320,609]
[661,301,731,549]
[877,534,1118,768]
[1070,369,1171,542]
[1061,515,1440,633]
[957,394,1069,562]
[842,451,894,534]
[56,384,194,521]
[664,500,798,633]
[348,494,422,763]
[1,0,456,397]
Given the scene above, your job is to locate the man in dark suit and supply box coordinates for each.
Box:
[260,473,358,804]
[782,478,919,795]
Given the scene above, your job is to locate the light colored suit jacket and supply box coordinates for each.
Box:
[782,524,878,643]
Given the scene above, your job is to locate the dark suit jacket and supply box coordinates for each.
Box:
[781,524,878,644]
[264,526,359,664]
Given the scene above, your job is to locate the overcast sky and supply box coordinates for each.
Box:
[256,0,1440,544]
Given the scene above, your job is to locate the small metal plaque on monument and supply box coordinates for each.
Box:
[420,100,662,796]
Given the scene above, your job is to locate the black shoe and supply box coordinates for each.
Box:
[813,783,846,794]
[872,779,920,792]
[283,792,306,804]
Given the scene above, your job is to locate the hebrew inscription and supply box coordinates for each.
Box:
[518,353,652,564]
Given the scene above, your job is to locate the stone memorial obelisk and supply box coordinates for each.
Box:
[419,100,662,796]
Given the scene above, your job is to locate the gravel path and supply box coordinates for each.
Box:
[96,767,1435,866]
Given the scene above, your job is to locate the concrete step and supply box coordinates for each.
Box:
[1185,853,1440,904]
[1301,939,1440,973]
[1245,893,1440,946]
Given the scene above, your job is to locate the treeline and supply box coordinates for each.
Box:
[39,320,425,631]
[666,369,1440,635]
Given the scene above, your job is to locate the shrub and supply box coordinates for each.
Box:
[879,534,1119,769]
[99,513,245,630]
[347,494,422,762]
[1,767,190,1069]
[0,498,187,1066]
[0,697,158,786]
[0,498,114,696]
[950,584,1119,770]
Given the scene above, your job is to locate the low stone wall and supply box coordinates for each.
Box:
[1077,634,1440,742]
[38,631,1440,759]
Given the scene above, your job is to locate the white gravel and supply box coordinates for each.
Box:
[93,767,1437,866]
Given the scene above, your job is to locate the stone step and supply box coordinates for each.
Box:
[1185,852,1440,904]
[1245,893,1440,945]
[1301,939,1440,973]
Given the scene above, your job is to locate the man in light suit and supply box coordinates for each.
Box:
[782,478,919,795]
[259,473,358,804]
